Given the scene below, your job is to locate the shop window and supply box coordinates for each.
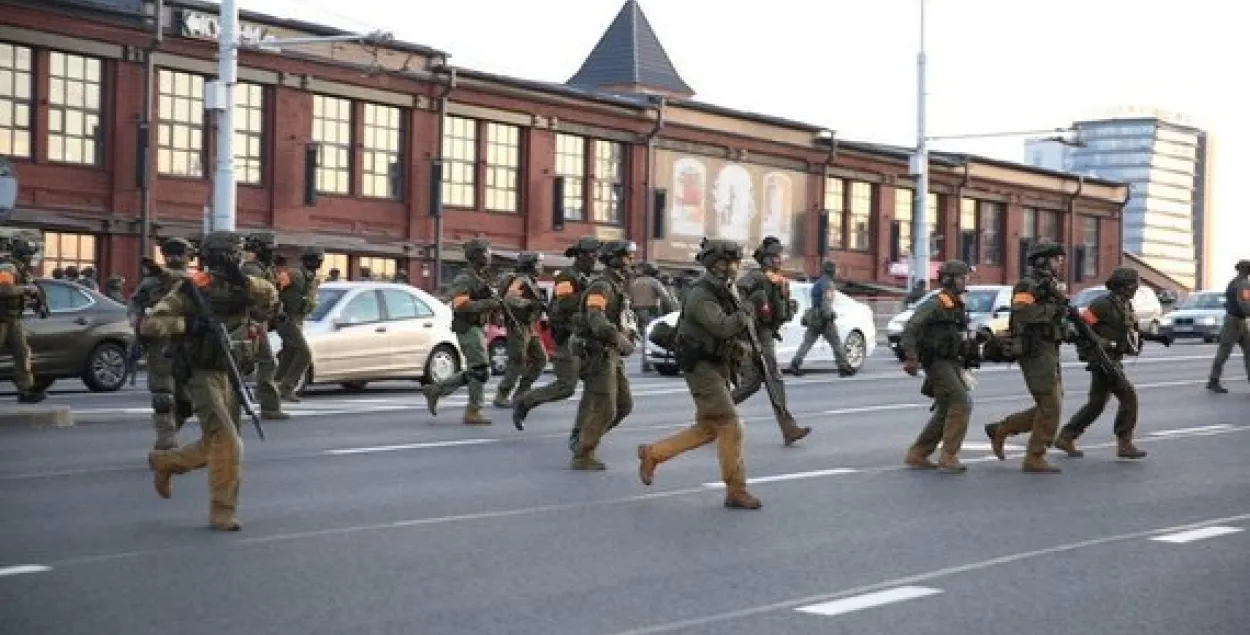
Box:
[41,232,97,276]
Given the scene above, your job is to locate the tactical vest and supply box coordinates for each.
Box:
[577,271,629,340]
[548,268,590,336]
[1009,273,1066,343]
[761,269,793,328]
[630,276,661,308]
[278,266,317,317]
[676,275,741,366]
[135,266,187,311]
[450,271,494,334]
[917,292,968,365]
[177,274,260,373]
[1080,294,1136,361]
[500,272,542,324]
[0,257,33,320]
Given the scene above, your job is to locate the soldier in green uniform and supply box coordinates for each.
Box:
[424,238,500,425]
[984,241,1069,473]
[492,252,548,408]
[0,232,48,403]
[568,240,638,470]
[104,275,126,303]
[789,260,852,376]
[638,239,760,509]
[240,233,289,420]
[902,260,975,473]
[274,248,323,400]
[1205,259,1250,393]
[732,236,811,446]
[131,238,197,449]
[512,237,601,432]
[1054,267,1149,460]
[145,231,280,531]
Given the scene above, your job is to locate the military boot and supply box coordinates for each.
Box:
[1116,437,1148,459]
[904,446,938,470]
[724,489,762,510]
[147,451,175,499]
[1021,454,1061,473]
[937,451,967,473]
[278,389,302,403]
[492,389,513,409]
[570,455,606,471]
[1206,379,1228,394]
[422,384,442,416]
[209,504,242,532]
[462,405,492,425]
[1054,429,1084,458]
[782,423,812,447]
[153,420,180,451]
[985,422,1008,460]
[16,390,46,404]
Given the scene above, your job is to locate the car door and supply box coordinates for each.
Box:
[318,289,393,379]
[379,288,438,374]
[22,281,95,375]
[775,282,810,359]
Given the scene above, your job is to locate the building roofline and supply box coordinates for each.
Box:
[1075,116,1205,134]
[1122,251,1190,290]
[165,0,448,59]
[453,67,652,111]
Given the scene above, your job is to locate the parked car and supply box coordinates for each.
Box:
[886,285,1013,362]
[642,281,877,376]
[486,320,557,376]
[1159,290,1225,343]
[0,278,134,393]
[1071,284,1165,335]
[270,281,462,393]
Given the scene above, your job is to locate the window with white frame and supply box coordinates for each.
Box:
[441,115,476,208]
[554,133,585,221]
[47,51,103,165]
[312,94,352,194]
[485,122,520,212]
[234,82,264,184]
[591,140,624,223]
[156,69,205,176]
[362,103,402,198]
[0,43,32,158]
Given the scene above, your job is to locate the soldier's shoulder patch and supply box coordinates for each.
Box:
[584,292,608,310]
[191,271,213,288]
[276,270,293,288]
[554,280,575,297]
[937,292,956,309]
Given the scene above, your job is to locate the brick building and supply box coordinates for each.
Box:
[0,0,1128,295]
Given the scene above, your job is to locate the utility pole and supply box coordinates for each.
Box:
[910,0,930,292]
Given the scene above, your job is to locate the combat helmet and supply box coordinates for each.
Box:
[160,237,193,258]
[1027,241,1066,261]
[696,238,744,268]
[753,235,785,264]
[200,231,244,257]
[1105,266,1139,291]
[563,236,602,258]
[1236,259,1250,273]
[938,260,972,285]
[463,238,492,264]
[598,240,637,267]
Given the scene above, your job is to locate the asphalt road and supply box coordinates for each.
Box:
[2,342,1247,635]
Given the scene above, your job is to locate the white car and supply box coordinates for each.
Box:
[269,281,463,393]
[642,281,877,376]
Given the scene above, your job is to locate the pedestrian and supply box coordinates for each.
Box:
[902,260,975,473]
[145,231,280,531]
[732,235,810,446]
[637,239,761,509]
[1205,259,1250,393]
[1054,267,1148,460]
[568,240,637,470]
[984,241,1069,473]
[492,252,548,409]
[789,260,853,376]
[423,239,499,425]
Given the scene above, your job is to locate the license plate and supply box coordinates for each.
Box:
[1173,325,1192,332]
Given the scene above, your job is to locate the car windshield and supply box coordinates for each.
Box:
[963,289,1000,313]
[1071,287,1107,308]
[1177,292,1224,310]
[308,288,348,322]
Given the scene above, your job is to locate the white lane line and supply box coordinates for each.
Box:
[795,586,942,617]
[701,468,859,488]
[824,403,926,415]
[1150,526,1244,544]
[324,438,498,455]
[1149,424,1234,437]
[0,564,51,577]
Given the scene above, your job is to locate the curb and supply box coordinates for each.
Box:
[0,405,75,428]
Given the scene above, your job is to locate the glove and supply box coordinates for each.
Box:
[614,332,636,357]
[902,358,920,377]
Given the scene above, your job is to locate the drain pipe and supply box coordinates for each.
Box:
[642,96,666,262]
[1066,174,1084,287]
[138,0,164,263]
[431,64,456,290]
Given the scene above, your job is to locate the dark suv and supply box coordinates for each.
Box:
[0,279,134,393]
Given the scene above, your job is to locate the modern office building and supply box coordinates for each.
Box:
[1026,115,1212,290]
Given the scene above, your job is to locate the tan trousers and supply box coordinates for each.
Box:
[153,371,243,524]
[646,361,747,493]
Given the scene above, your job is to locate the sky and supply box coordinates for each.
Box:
[225,0,1245,282]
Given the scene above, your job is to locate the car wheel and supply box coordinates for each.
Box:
[425,344,462,384]
[841,330,867,375]
[656,363,681,377]
[488,338,508,376]
[340,381,368,392]
[82,342,128,392]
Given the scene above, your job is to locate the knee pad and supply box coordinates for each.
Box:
[152,392,175,414]
[468,365,491,383]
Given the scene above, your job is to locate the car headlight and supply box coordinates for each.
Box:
[1200,316,1217,326]
[1160,315,1173,326]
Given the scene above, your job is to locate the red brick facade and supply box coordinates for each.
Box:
[0,0,1128,295]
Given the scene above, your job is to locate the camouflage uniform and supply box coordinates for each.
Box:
[0,233,47,403]
[985,242,1069,473]
[424,239,499,425]
[104,275,126,303]
[902,260,975,472]
[240,233,288,419]
[1055,267,1148,459]
[731,236,810,445]
[1206,260,1250,393]
[493,253,548,408]
[513,237,601,432]
[146,231,280,531]
[275,248,323,399]
[131,239,196,449]
[569,241,638,470]
[638,239,761,509]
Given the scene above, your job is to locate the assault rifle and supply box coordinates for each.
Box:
[1065,304,1129,387]
[178,272,266,441]
[725,283,792,419]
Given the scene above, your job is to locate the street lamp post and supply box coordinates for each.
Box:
[910,0,929,293]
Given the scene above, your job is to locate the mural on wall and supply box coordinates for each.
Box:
[653,150,807,271]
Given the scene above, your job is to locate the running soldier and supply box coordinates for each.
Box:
[493,253,548,408]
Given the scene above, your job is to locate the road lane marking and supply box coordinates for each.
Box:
[324,438,498,455]
[701,468,859,488]
[0,564,51,577]
[1149,424,1234,437]
[1150,526,1243,544]
[795,586,942,617]
[597,511,1250,635]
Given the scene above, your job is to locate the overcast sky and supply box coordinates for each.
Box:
[227,0,1244,282]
